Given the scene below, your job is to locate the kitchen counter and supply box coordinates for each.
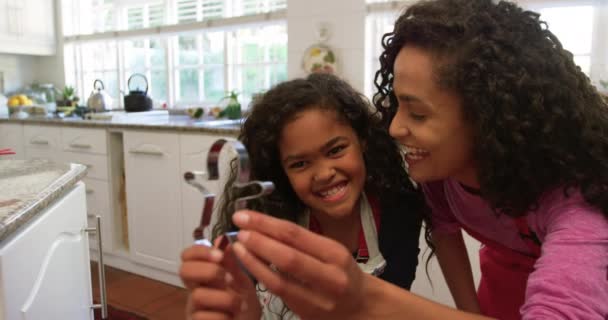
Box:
[0,159,87,242]
[0,114,241,135]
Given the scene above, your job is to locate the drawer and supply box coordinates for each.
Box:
[23,125,61,150]
[62,127,107,155]
[65,152,109,180]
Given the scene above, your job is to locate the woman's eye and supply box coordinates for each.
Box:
[328,145,346,156]
[409,113,426,121]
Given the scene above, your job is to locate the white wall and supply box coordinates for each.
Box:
[286,0,366,93]
[0,0,64,95]
[0,54,37,94]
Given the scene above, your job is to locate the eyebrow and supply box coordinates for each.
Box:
[396,93,424,104]
[282,136,348,164]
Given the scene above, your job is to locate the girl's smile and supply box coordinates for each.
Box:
[279,107,367,221]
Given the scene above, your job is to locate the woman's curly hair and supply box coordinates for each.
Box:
[374,0,608,218]
[212,73,426,241]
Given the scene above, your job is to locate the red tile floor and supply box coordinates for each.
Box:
[91,261,188,320]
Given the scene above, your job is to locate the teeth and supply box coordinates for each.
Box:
[320,184,345,197]
[403,146,428,156]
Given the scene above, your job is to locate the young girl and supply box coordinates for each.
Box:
[221,0,608,319]
[180,73,427,319]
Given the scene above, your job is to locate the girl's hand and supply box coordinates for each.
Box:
[229,210,372,320]
[180,240,262,320]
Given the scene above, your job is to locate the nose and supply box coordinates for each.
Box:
[313,166,336,183]
[388,110,410,139]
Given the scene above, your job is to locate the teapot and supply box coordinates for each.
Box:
[87,79,113,112]
[124,74,153,112]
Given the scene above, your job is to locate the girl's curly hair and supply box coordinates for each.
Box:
[374,0,608,218]
[212,73,426,243]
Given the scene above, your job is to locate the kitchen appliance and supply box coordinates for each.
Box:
[124,74,153,112]
[87,79,113,112]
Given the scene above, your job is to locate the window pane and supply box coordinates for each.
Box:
[177,0,198,23]
[202,32,224,64]
[539,6,593,56]
[151,70,168,102]
[179,36,199,65]
[203,66,225,102]
[239,66,265,97]
[124,40,147,71]
[179,69,200,101]
[269,63,287,85]
[81,41,117,72]
[102,71,119,103]
[235,25,287,64]
[574,55,591,75]
[150,39,166,66]
[127,7,144,30]
[202,0,224,20]
[149,4,165,27]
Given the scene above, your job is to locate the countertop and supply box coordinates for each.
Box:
[0,159,87,243]
[0,114,241,135]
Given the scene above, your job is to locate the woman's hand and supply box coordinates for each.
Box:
[180,239,262,320]
[229,210,372,320]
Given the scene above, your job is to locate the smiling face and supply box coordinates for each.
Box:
[279,108,367,221]
[389,45,478,187]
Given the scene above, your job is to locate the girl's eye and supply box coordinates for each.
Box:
[288,161,306,169]
[328,145,346,156]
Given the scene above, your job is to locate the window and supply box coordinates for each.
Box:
[364,0,608,97]
[62,0,287,109]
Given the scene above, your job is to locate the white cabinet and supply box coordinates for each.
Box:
[0,0,56,55]
[60,127,115,253]
[0,182,95,319]
[124,131,182,273]
[23,125,62,163]
[0,122,24,159]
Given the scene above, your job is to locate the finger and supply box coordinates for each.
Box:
[182,245,224,263]
[233,229,352,297]
[190,287,243,315]
[221,245,256,292]
[180,261,228,290]
[232,210,347,264]
[190,311,231,320]
[231,242,338,314]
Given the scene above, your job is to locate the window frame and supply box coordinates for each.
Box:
[62,0,287,109]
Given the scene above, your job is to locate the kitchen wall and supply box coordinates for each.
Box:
[0,54,37,93]
[287,0,366,92]
[0,0,64,94]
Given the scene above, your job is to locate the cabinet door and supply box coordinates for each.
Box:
[179,134,236,248]
[0,0,55,55]
[0,122,24,159]
[0,182,93,320]
[23,125,61,162]
[84,178,113,253]
[124,131,182,272]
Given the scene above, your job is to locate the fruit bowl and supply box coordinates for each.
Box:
[8,105,29,119]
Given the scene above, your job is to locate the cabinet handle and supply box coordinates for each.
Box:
[30,139,49,145]
[69,143,92,149]
[129,149,164,156]
[86,188,94,194]
[85,216,108,319]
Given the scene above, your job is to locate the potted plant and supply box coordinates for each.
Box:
[219,91,242,120]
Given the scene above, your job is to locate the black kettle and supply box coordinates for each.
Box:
[124,73,153,112]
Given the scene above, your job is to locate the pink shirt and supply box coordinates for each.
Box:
[423,179,608,319]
